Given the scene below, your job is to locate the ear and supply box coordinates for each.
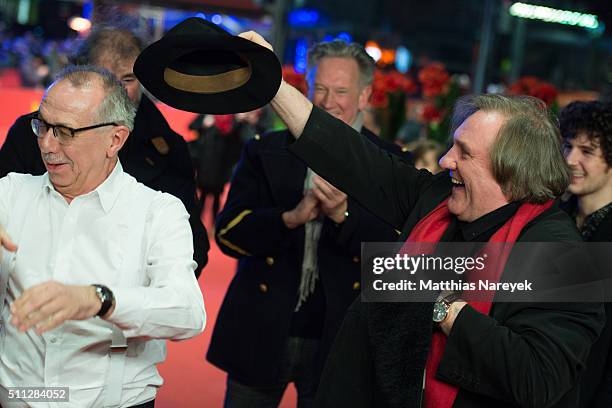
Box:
[106,126,130,158]
[358,85,372,112]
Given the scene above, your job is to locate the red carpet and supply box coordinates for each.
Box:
[155,196,298,407]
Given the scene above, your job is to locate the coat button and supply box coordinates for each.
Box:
[254,134,261,140]
[265,257,274,266]
[259,283,268,293]
[352,256,360,263]
[353,281,361,290]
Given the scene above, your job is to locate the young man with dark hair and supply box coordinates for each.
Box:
[561,100,612,407]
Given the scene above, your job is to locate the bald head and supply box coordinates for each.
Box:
[44,65,136,131]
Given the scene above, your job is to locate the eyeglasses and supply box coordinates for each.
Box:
[31,115,118,144]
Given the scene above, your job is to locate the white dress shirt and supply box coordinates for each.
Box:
[0,162,206,407]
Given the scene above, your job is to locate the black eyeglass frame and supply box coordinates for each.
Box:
[31,115,119,141]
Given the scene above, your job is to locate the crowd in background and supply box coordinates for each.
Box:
[0,26,76,88]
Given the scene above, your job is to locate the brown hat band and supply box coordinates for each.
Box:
[163,63,252,94]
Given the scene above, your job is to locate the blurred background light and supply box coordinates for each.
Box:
[68,16,92,33]
[365,41,382,62]
[288,8,320,27]
[395,46,411,73]
[509,2,599,30]
[294,38,309,74]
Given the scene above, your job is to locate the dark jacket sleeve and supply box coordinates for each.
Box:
[215,139,294,258]
[0,113,46,178]
[439,302,603,408]
[288,107,434,230]
[327,197,399,254]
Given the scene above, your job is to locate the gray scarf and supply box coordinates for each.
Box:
[295,113,364,311]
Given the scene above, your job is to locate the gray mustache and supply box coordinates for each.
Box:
[42,153,69,164]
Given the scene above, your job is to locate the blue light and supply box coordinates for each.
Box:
[212,14,222,25]
[294,38,309,74]
[323,34,334,42]
[195,12,206,20]
[336,32,352,42]
[395,46,412,73]
[288,9,320,27]
[82,1,93,20]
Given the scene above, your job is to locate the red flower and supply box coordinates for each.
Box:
[372,70,417,95]
[421,103,443,123]
[282,65,307,95]
[508,76,558,106]
[532,83,558,106]
[418,63,450,97]
[369,88,389,108]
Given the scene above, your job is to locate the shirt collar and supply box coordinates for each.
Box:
[458,202,520,241]
[42,160,125,213]
[351,112,364,132]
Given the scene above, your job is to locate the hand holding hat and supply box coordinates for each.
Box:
[134,18,282,114]
[237,31,273,51]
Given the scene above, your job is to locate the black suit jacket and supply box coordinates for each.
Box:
[288,107,604,408]
[0,96,209,276]
[562,198,612,408]
[207,126,412,386]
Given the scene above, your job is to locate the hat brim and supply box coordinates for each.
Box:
[134,33,281,114]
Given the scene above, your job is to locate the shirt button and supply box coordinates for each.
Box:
[259,283,268,293]
[265,257,274,266]
[352,256,360,263]
[49,337,57,344]
[353,281,361,290]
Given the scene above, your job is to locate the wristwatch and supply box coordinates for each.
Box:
[432,292,462,323]
[92,284,114,317]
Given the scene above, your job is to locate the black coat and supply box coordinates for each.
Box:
[207,126,412,386]
[562,198,612,408]
[0,96,209,276]
[288,107,605,408]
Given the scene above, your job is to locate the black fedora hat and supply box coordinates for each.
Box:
[134,17,281,114]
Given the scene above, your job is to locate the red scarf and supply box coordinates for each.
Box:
[400,198,553,408]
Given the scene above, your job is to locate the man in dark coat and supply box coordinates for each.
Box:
[0,26,209,276]
[560,101,612,408]
[207,40,412,407]
[238,31,605,408]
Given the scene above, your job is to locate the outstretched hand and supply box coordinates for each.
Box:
[10,282,103,335]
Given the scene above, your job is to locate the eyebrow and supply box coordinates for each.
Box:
[36,112,73,129]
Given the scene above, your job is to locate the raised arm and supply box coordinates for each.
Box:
[238,31,312,139]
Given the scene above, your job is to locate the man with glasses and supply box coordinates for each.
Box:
[0,65,206,408]
[0,25,209,277]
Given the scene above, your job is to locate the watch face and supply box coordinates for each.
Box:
[432,302,448,323]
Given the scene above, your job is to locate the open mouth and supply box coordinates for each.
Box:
[451,178,465,188]
[570,172,585,182]
[46,163,67,171]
